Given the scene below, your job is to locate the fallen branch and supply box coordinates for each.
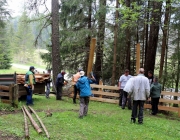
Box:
[21,107,30,139]
[23,106,42,134]
[28,106,50,139]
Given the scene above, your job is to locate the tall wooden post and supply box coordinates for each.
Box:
[87,38,96,76]
[136,43,140,74]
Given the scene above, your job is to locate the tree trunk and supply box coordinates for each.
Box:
[144,1,162,76]
[159,0,171,80]
[94,0,106,82]
[174,30,180,107]
[111,0,119,86]
[52,0,61,85]
[84,1,92,74]
[125,0,131,70]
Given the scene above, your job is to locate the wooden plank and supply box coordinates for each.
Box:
[0,85,9,91]
[90,84,119,90]
[161,91,180,96]
[87,38,96,77]
[159,98,179,104]
[144,104,179,112]
[1,99,11,104]
[0,92,10,97]
[90,97,119,104]
[13,84,19,108]
[92,91,119,97]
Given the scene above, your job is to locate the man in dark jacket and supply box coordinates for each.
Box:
[76,71,95,119]
[150,76,161,115]
[56,70,66,100]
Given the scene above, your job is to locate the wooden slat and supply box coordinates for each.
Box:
[92,91,119,97]
[159,98,179,104]
[1,99,11,104]
[90,84,119,90]
[0,92,10,97]
[144,104,179,112]
[90,97,119,104]
[161,91,180,96]
[0,85,9,91]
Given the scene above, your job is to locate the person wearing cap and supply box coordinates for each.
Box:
[72,68,82,104]
[119,69,132,109]
[24,66,36,105]
[148,70,154,86]
[150,76,161,115]
[128,68,150,124]
[56,70,66,100]
[45,69,52,98]
[76,71,95,119]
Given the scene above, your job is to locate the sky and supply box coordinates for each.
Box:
[7,0,51,17]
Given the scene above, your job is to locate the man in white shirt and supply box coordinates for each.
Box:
[119,69,132,109]
[128,68,150,124]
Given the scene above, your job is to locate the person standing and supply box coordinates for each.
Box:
[150,77,161,115]
[56,70,66,100]
[72,69,82,104]
[119,69,132,109]
[128,68,150,124]
[45,69,52,98]
[24,66,36,105]
[76,71,95,119]
[148,71,154,86]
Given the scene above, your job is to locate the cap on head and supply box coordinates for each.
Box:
[139,68,144,74]
[79,71,85,76]
[29,66,35,71]
[78,68,83,72]
[125,69,129,73]
[61,70,66,75]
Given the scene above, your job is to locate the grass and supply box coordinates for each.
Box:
[0,95,180,140]
[0,66,27,74]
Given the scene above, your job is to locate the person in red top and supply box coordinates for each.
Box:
[73,68,82,104]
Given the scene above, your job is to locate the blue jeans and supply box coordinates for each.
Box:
[46,83,50,97]
[25,86,33,105]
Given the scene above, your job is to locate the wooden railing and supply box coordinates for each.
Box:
[70,84,180,117]
[0,84,19,107]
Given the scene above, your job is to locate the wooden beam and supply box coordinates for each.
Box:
[161,91,180,96]
[0,92,10,97]
[90,97,119,104]
[90,84,119,90]
[136,43,140,75]
[92,91,119,97]
[0,85,9,91]
[87,38,96,76]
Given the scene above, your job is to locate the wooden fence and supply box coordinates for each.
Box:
[70,84,180,117]
[0,84,19,107]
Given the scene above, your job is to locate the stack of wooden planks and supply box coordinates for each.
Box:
[16,74,50,84]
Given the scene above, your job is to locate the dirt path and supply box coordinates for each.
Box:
[0,131,21,140]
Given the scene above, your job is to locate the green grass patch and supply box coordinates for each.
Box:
[0,66,27,74]
[0,95,180,140]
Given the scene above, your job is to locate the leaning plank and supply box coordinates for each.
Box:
[23,106,42,134]
[21,107,30,139]
[28,106,50,139]
[0,85,9,91]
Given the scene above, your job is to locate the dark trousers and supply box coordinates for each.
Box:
[45,82,50,98]
[131,100,145,123]
[73,85,79,103]
[119,89,123,106]
[122,91,132,109]
[151,97,160,115]
[56,85,62,100]
[79,97,90,117]
[25,86,33,105]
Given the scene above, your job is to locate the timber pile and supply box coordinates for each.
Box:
[16,74,50,84]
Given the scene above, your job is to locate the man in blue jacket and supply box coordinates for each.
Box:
[76,71,95,119]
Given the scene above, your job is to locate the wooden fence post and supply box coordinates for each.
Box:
[9,84,14,105]
[178,101,180,117]
[99,80,103,98]
[13,84,19,108]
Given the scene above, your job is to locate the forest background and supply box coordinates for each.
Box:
[0,0,180,92]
